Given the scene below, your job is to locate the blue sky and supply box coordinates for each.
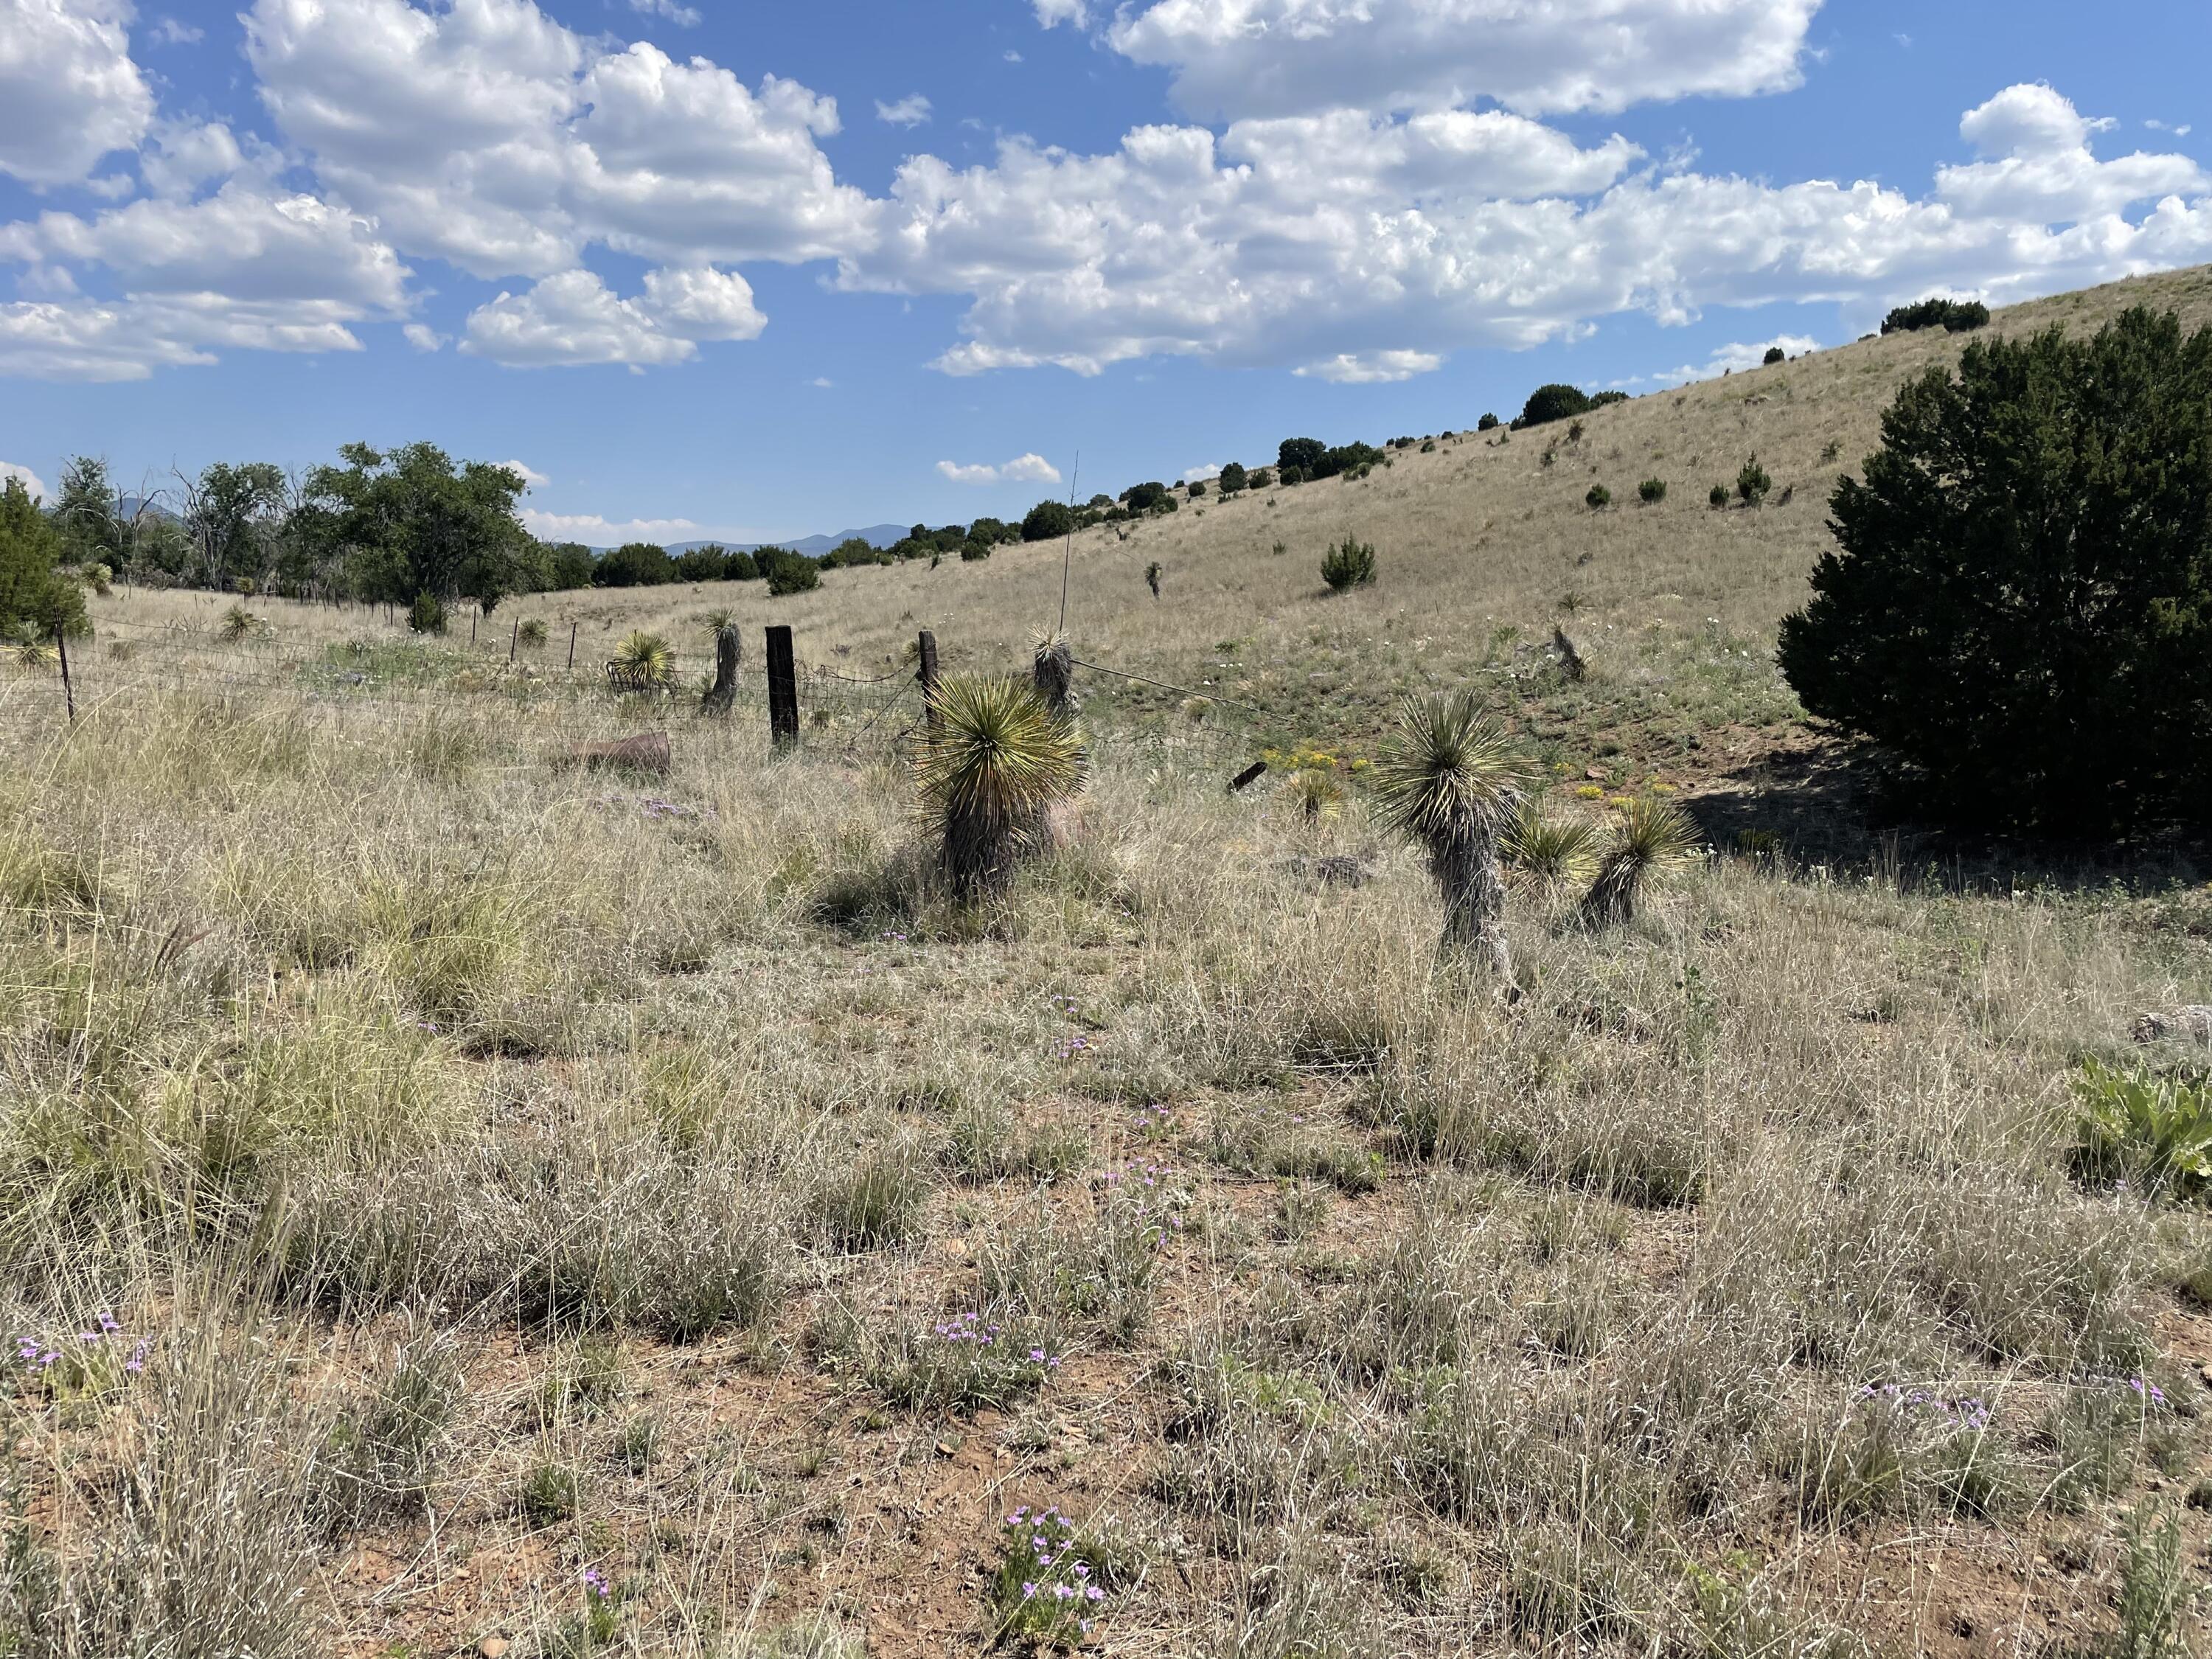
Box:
[1,0,2206,543]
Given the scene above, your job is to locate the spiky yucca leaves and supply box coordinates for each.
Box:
[613,630,674,688]
[1577,796,1700,928]
[1290,768,1342,822]
[916,675,1088,898]
[1503,807,1600,894]
[1371,692,1534,970]
[220,604,269,643]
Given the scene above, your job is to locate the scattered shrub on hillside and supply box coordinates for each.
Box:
[1763,346,1787,366]
[1590,391,1627,408]
[518,618,548,648]
[595,541,675,588]
[1585,484,1611,511]
[1882,297,1991,335]
[916,675,1088,897]
[1778,307,2212,831]
[1187,479,1208,498]
[1512,384,1592,431]
[1420,440,1436,453]
[408,592,445,634]
[1145,561,1161,599]
[1735,456,1772,506]
[1567,420,1586,445]
[961,540,991,562]
[1638,478,1666,504]
[1320,538,1376,592]
[1219,462,1248,495]
[1248,467,1275,490]
[1371,691,1534,971]
[672,545,732,582]
[762,548,821,596]
[1021,500,1074,542]
[1278,438,1326,477]
[1477,413,1500,431]
[1708,484,1729,509]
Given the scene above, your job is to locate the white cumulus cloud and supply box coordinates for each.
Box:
[461,265,765,368]
[1104,0,1824,121]
[402,322,445,351]
[499,459,548,486]
[1295,349,1444,383]
[628,0,700,26]
[936,453,1062,485]
[521,509,710,544]
[0,0,156,185]
[837,83,2212,383]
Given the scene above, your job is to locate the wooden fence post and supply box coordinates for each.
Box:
[916,628,941,732]
[469,608,479,646]
[509,619,519,663]
[765,625,799,748]
[1231,760,1268,793]
[567,622,578,671]
[54,628,74,725]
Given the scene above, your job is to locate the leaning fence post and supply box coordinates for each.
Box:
[1231,760,1267,793]
[917,628,941,731]
[509,619,519,663]
[567,622,578,671]
[54,628,75,725]
[765,625,799,748]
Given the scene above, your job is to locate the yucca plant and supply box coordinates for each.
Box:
[2070,1061,2212,1197]
[1371,691,1534,970]
[916,675,1088,898]
[1576,796,1700,928]
[613,630,674,689]
[699,607,738,636]
[9,637,58,669]
[220,603,268,643]
[1289,767,1342,822]
[1503,807,1600,894]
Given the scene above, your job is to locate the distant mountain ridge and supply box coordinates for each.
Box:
[662,524,909,558]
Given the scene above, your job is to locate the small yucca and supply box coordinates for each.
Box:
[613,630,673,688]
[916,675,1088,897]
[1576,796,1700,928]
[1503,807,1599,893]
[1371,691,1534,970]
[1289,768,1342,822]
[220,604,268,643]
[518,619,548,648]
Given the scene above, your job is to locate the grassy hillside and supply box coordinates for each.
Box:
[2,268,2211,1659]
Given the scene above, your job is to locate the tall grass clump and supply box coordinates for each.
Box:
[916,675,1087,898]
[1371,691,1534,972]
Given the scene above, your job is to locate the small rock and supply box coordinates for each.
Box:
[934,1441,957,1458]
[481,1640,510,1659]
[2135,1006,2212,1046]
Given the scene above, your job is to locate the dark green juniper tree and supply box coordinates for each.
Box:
[0,479,90,644]
[1779,307,2212,832]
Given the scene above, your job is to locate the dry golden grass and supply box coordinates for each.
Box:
[2,267,2211,1659]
